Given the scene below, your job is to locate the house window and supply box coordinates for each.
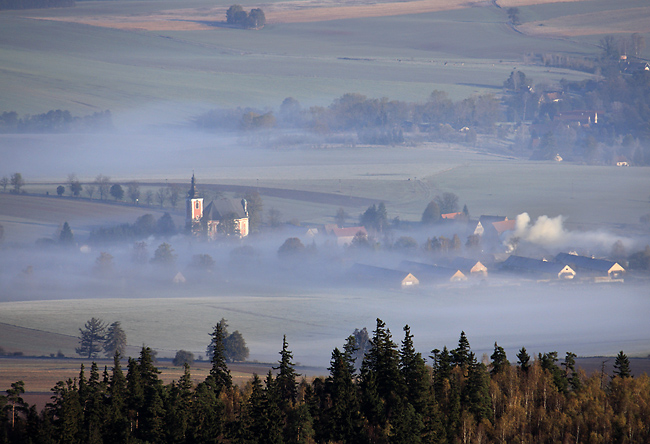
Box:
[195,201,199,209]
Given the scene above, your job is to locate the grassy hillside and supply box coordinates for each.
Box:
[0,0,624,118]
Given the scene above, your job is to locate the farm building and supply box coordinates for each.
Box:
[400,261,467,283]
[554,110,601,127]
[325,225,368,246]
[448,257,488,277]
[501,255,576,280]
[349,263,419,288]
[172,272,186,284]
[473,215,509,237]
[555,253,625,280]
[186,175,249,239]
[441,212,462,220]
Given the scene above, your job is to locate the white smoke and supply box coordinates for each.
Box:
[506,212,639,255]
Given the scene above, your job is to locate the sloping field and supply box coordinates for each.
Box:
[0,194,177,243]
[26,0,607,30]
[520,6,650,37]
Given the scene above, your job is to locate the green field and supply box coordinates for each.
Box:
[2,0,637,118]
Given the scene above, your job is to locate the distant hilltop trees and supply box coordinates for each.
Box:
[0,0,74,10]
[0,110,112,133]
[226,4,266,29]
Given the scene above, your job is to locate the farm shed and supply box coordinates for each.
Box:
[555,253,625,280]
[172,272,186,284]
[441,212,462,220]
[448,257,488,277]
[350,263,419,287]
[326,226,368,246]
[400,261,467,284]
[501,255,576,280]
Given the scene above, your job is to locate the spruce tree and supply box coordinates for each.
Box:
[325,348,361,443]
[274,335,299,408]
[359,318,402,438]
[106,352,129,443]
[209,321,232,395]
[490,341,510,376]
[516,347,531,373]
[452,331,471,368]
[399,325,429,412]
[613,350,632,378]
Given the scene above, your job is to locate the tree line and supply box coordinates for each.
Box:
[0,110,111,132]
[193,91,501,146]
[2,319,648,443]
[226,5,265,29]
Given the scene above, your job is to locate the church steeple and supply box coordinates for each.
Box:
[188,173,197,199]
[186,173,204,232]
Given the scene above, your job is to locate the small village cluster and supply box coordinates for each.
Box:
[182,176,627,288]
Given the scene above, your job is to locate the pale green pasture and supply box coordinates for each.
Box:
[1,282,649,367]
[0,0,600,116]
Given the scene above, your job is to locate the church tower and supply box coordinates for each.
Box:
[186,174,203,231]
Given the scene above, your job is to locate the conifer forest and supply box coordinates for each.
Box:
[1,319,649,444]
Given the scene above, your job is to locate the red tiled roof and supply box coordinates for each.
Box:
[332,226,367,238]
[492,219,516,235]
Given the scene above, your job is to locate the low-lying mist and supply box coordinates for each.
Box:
[1,216,648,368]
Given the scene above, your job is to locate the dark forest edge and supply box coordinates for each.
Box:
[1,319,648,443]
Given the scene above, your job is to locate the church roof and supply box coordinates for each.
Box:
[203,198,247,220]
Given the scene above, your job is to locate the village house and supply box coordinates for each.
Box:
[349,263,419,288]
[324,224,368,246]
[400,260,467,284]
[501,255,576,280]
[448,257,488,278]
[186,175,249,239]
[555,252,625,281]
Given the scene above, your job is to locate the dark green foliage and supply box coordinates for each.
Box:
[359,318,402,438]
[76,318,106,359]
[10,173,24,194]
[539,351,568,393]
[226,4,266,28]
[89,212,179,243]
[421,200,440,224]
[103,321,126,358]
[56,185,65,196]
[452,331,472,367]
[517,346,531,373]
[173,350,195,367]
[274,335,299,408]
[207,318,250,364]
[223,330,250,362]
[150,242,176,265]
[278,237,305,257]
[59,221,74,244]
[613,350,632,378]
[156,212,177,237]
[209,321,232,394]
[490,342,509,376]
[360,202,388,232]
[109,183,124,201]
